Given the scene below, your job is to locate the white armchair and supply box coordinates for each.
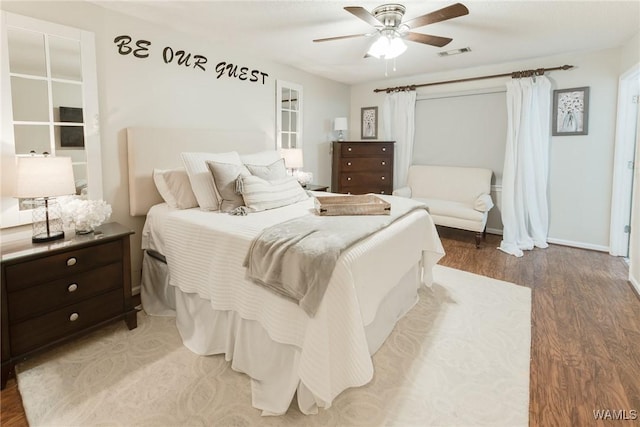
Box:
[393,165,494,247]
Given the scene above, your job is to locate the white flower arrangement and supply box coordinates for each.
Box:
[59,197,112,233]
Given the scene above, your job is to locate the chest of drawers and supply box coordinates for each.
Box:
[331,141,395,194]
[1,222,137,389]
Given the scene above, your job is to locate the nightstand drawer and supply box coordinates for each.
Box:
[8,262,122,323]
[339,157,391,172]
[341,185,392,195]
[9,288,123,355]
[341,143,393,158]
[4,240,122,291]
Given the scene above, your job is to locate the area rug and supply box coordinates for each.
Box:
[16,265,531,426]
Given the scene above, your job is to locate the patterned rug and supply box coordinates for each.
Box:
[16,265,531,426]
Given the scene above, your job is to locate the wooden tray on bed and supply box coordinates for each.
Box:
[314,194,391,216]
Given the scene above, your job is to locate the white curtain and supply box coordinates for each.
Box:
[382,90,416,189]
[499,76,551,257]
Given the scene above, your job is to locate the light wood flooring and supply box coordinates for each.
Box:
[1,228,637,426]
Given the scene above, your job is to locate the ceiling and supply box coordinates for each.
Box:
[93,1,640,85]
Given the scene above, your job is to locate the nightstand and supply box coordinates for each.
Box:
[305,184,329,192]
[0,222,137,389]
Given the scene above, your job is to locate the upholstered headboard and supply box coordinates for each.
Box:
[126,127,271,216]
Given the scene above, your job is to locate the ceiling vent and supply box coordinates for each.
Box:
[438,47,471,57]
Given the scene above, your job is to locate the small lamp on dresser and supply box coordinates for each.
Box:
[15,155,76,243]
[334,117,348,141]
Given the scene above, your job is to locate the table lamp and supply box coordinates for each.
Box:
[15,156,76,242]
[280,148,304,174]
[334,117,348,141]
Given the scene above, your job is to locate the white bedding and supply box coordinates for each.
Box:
[141,194,444,414]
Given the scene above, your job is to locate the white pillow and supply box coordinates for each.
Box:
[240,150,281,166]
[181,151,242,211]
[152,168,198,209]
[206,161,251,212]
[240,175,308,212]
[245,158,287,181]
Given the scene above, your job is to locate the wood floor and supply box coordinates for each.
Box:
[1,228,637,426]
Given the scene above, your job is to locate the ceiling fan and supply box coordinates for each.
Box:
[313,3,469,58]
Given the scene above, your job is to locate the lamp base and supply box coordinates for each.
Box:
[32,230,65,243]
[338,130,345,141]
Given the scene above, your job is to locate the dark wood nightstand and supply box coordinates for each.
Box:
[305,184,329,192]
[0,222,137,389]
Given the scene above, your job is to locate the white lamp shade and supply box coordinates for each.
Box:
[15,156,76,198]
[334,117,348,131]
[280,148,304,169]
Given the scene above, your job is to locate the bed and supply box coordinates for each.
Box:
[127,127,445,415]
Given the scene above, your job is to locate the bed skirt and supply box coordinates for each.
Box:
[141,251,421,415]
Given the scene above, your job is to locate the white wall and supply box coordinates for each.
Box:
[351,47,629,251]
[0,1,349,288]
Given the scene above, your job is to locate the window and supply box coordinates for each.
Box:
[276,80,303,149]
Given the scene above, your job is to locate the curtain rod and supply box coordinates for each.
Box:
[373,64,574,93]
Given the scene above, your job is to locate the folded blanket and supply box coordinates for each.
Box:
[243,195,429,316]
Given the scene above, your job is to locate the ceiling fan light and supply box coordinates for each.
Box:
[385,37,407,59]
[367,35,390,59]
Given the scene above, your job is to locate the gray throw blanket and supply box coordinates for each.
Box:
[243,196,428,316]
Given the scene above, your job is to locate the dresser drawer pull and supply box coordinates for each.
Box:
[382,147,386,152]
[66,257,77,267]
[347,147,352,152]
[69,312,79,322]
[381,191,385,194]
[347,162,352,166]
[381,161,386,166]
[67,283,78,293]
[381,176,385,180]
[347,177,352,181]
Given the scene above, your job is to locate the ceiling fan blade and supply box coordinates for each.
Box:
[405,32,453,48]
[313,33,371,43]
[403,3,469,29]
[344,6,383,27]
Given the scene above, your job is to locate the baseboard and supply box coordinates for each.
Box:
[546,237,609,252]
[485,229,610,253]
[630,274,640,298]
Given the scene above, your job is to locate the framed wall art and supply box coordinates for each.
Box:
[361,106,378,140]
[552,87,589,136]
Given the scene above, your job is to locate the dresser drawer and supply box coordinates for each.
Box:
[340,171,391,187]
[340,143,393,158]
[9,288,123,355]
[339,157,391,172]
[4,240,122,291]
[8,262,122,323]
[341,184,393,195]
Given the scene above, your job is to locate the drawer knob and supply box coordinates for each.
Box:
[67,283,78,293]
[347,177,352,181]
[69,312,79,322]
[347,162,352,166]
[381,161,386,166]
[381,176,385,180]
[347,147,352,152]
[382,147,386,152]
[66,257,77,267]
[381,191,385,194]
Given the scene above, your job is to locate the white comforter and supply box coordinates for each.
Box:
[142,194,444,413]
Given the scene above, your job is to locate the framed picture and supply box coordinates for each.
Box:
[361,106,378,140]
[552,87,589,136]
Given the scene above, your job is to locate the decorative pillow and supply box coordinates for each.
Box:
[181,151,242,211]
[206,161,251,212]
[240,150,281,166]
[152,168,198,209]
[245,158,287,181]
[240,175,308,212]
